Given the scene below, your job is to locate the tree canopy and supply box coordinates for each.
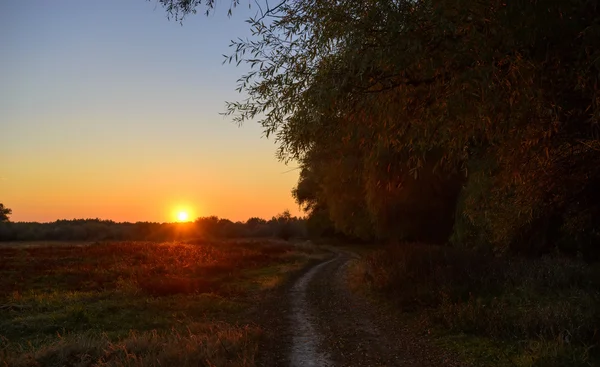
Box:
[158,0,600,258]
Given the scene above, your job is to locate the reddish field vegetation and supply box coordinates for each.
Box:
[0,240,322,367]
[0,240,297,298]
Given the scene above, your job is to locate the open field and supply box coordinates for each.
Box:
[0,240,326,366]
[348,243,600,367]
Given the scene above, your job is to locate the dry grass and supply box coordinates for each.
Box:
[0,240,323,366]
[6,322,259,367]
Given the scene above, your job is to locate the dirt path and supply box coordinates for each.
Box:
[256,249,468,367]
[289,256,336,367]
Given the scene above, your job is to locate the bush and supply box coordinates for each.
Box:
[363,243,503,309]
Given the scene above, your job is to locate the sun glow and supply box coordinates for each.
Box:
[177,211,189,222]
[170,203,198,223]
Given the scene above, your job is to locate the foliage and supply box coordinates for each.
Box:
[355,243,600,366]
[0,203,11,222]
[157,0,600,256]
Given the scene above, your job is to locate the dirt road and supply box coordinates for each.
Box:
[256,249,468,367]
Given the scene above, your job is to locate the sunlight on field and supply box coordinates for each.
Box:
[0,240,324,366]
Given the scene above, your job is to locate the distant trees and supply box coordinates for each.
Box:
[271,210,304,240]
[0,214,307,242]
[194,212,306,240]
[0,204,11,222]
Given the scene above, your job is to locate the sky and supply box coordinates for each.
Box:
[0,0,301,223]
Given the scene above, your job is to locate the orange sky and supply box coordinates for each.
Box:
[0,1,302,223]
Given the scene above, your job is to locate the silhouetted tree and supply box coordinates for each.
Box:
[246,217,266,227]
[0,203,12,222]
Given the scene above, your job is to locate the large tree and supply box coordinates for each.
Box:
[158,0,600,255]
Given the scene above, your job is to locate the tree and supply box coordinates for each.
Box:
[0,203,12,222]
[246,217,267,228]
[159,1,600,255]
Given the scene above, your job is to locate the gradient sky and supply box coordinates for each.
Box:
[0,0,301,223]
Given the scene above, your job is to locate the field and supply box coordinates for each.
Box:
[0,240,325,366]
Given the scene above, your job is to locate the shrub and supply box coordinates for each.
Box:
[363,243,503,309]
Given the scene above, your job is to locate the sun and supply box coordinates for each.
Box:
[171,204,196,222]
[177,211,189,222]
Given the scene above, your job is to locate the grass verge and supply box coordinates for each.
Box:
[348,243,600,367]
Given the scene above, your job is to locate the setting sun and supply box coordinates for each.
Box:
[171,205,197,223]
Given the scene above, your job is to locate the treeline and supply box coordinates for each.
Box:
[160,0,600,260]
[0,212,306,242]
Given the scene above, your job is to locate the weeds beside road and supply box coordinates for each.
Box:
[350,243,600,367]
